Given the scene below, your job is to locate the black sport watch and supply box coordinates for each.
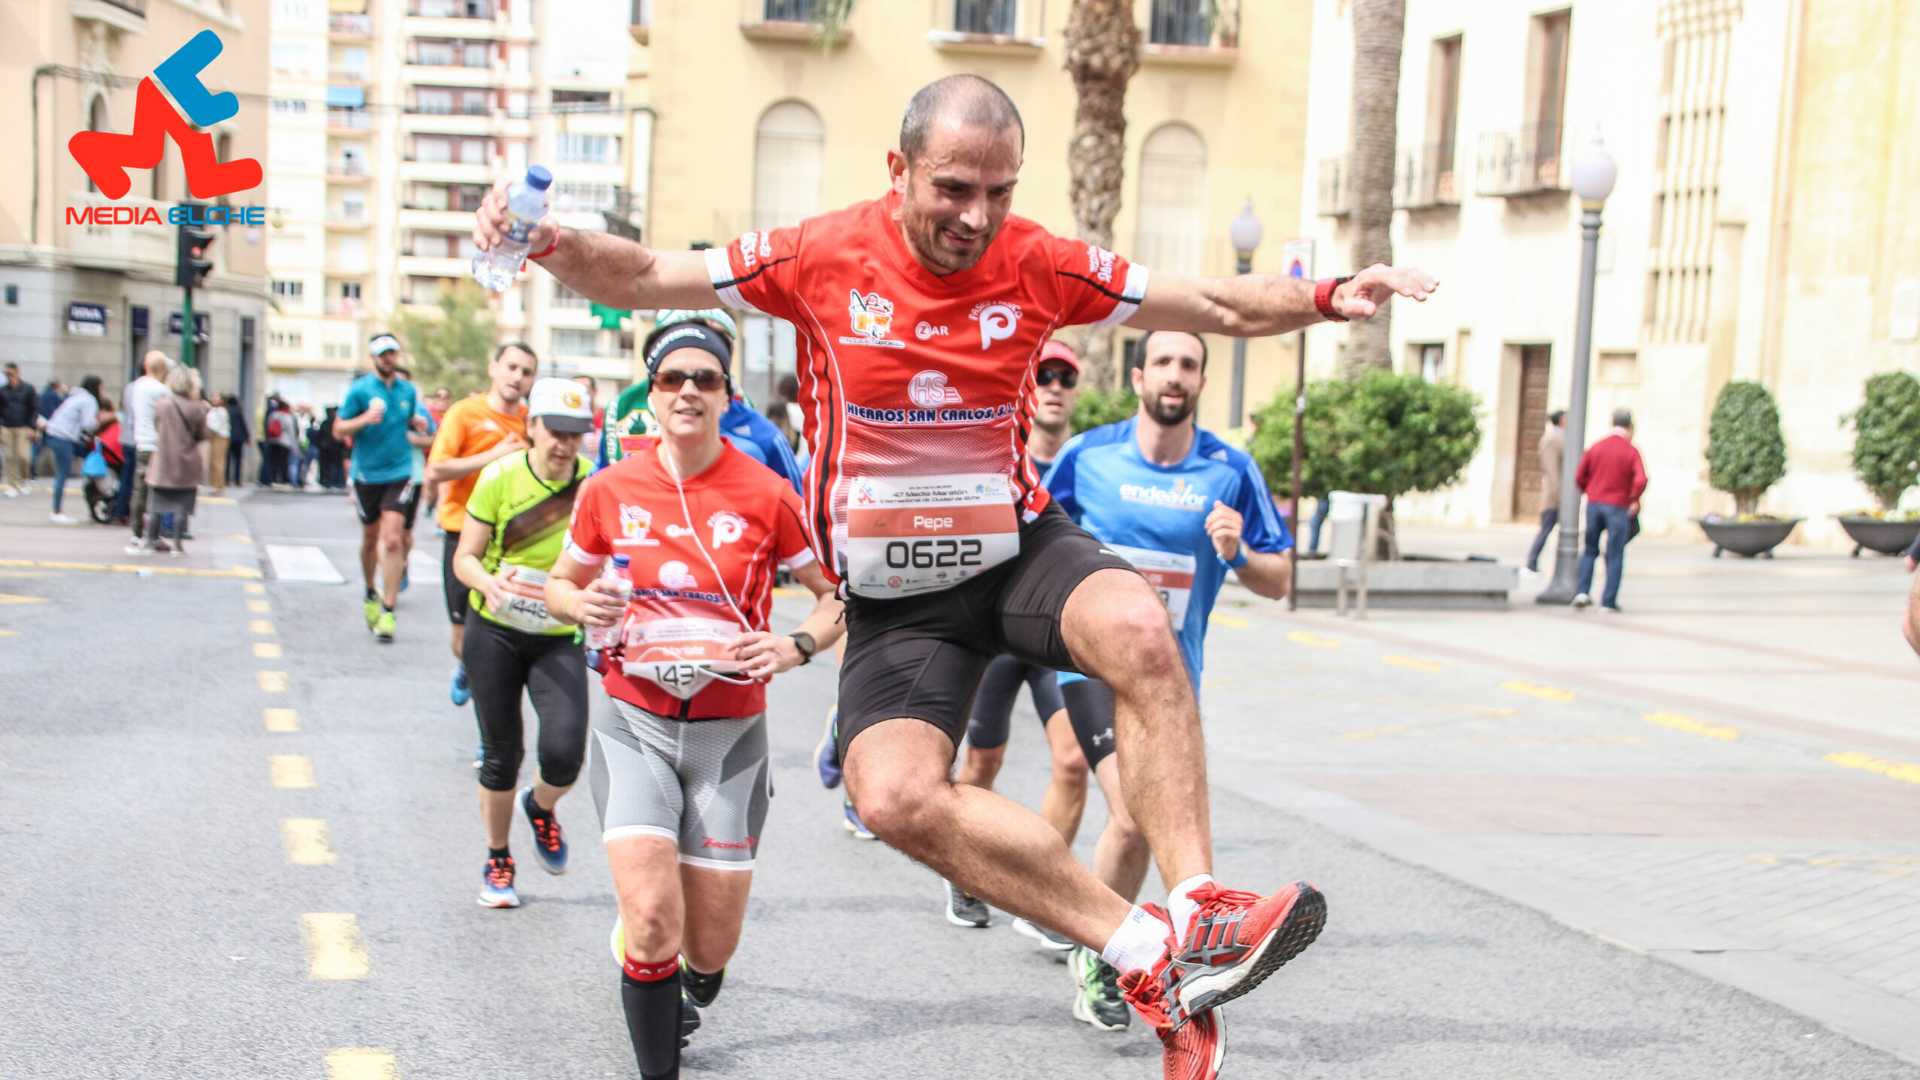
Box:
[789,630,818,665]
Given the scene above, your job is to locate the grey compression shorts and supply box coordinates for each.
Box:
[588,697,771,871]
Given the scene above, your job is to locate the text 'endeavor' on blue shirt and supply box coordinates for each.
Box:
[340,373,421,485]
[1045,417,1293,686]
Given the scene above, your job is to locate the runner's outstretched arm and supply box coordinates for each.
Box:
[471,182,719,312]
[1127,263,1438,338]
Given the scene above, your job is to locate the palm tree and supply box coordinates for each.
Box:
[1064,0,1140,390]
[1344,0,1403,376]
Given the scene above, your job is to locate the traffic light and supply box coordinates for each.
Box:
[175,215,215,288]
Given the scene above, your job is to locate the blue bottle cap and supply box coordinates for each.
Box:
[524,165,553,190]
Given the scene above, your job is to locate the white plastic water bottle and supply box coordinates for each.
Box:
[584,554,632,655]
[471,165,553,292]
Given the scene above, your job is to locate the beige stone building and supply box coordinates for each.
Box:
[631,0,1314,424]
[1300,0,1920,546]
[264,0,646,405]
[1,0,272,407]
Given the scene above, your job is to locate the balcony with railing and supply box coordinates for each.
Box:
[740,0,853,45]
[1316,157,1351,217]
[329,12,373,38]
[407,0,507,38]
[73,0,146,33]
[1477,121,1567,198]
[1142,0,1238,65]
[927,0,1046,52]
[1394,142,1461,211]
[326,158,371,182]
[326,108,373,134]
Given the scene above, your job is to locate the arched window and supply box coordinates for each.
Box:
[1135,123,1207,276]
[753,101,823,231]
[86,95,108,193]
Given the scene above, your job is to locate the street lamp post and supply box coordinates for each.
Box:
[1537,133,1618,606]
[1228,199,1263,429]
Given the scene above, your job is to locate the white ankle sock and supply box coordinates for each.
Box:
[1100,905,1172,976]
[1167,873,1217,936]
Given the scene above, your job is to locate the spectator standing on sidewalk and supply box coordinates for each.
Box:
[1572,408,1648,613]
[1,363,38,497]
[125,352,173,543]
[32,380,66,479]
[42,375,102,524]
[1526,410,1567,573]
[264,396,298,488]
[224,393,249,488]
[205,392,231,492]
[129,365,208,556]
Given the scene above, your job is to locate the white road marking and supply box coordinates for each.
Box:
[266,544,345,584]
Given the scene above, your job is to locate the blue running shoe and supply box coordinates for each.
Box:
[400,567,410,593]
[450,663,471,707]
[521,786,569,874]
[471,744,484,770]
[815,704,843,789]
[842,798,875,841]
[478,855,519,908]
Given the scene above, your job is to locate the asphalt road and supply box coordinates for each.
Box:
[2,489,1915,1079]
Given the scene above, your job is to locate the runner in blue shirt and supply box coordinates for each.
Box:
[1042,329,1295,1031]
[335,332,435,641]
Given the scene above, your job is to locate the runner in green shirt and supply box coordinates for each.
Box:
[452,376,596,909]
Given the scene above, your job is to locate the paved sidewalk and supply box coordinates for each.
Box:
[1206,519,1920,1061]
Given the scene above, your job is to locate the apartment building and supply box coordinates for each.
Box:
[633,0,1312,426]
[1301,0,1920,545]
[266,0,645,404]
[1,0,272,406]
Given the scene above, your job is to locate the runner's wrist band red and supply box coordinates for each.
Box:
[530,235,559,261]
[1314,276,1353,322]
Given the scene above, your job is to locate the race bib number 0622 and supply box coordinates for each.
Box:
[843,474,1019,599]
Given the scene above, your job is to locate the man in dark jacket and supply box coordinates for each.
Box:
[1,363,38,496]
[225,393,250,487]
[33,380,67,480]
[1572,408,1649,613]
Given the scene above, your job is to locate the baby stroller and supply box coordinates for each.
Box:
[83,434,125,525]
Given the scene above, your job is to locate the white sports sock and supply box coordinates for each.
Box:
[1167,873,1217,937]
[1100,905,1172,976]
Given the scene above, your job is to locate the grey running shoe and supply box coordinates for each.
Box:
[1069,946,1132,1032]
[1011,916,1076,961]
[943,879,990,928]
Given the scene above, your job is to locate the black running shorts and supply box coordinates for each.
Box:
[352,478,421,529]
[837,503,1135,759]
[442,530,470,626]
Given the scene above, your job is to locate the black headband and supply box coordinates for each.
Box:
[645,323,732,377]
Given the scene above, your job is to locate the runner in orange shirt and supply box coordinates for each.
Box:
[427,342,537,707]
[483,74,1435,1079]
[546,324,843,1077]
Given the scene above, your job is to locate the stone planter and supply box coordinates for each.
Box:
[1835,516,1920,557]
[1697,517,1800,558]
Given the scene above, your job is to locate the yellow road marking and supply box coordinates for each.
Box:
[326,1049,396,1080]
[0,593,49,605]
[282,819,338,866]
[244,582,266,595]
[0,629,17,638]
[1287,630,1340,650]
[270,755,315,789]
[203,496,237,506]
[247,599,271,614]
[263,708,300,733]
[1384,654,1444,673]
[1209,612,1251,630]
[1646,711,1739,741]
[254,642,283,660]
[772,586,806,599]
[1826,751,1920,785]
[0,558,260,579]
[1501,680,1574,703]
[258,670,288,693]
[302,914,369,980]
[249,619,275,636]
[225,532,250,542]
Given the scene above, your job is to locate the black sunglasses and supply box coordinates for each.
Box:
[1036,368,1078,389]
[653,368,728,393]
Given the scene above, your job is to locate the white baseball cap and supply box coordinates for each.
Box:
[527,377,594,434]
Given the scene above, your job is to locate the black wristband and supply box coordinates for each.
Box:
[790,630,817,664]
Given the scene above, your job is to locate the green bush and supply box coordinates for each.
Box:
[1249,372,1481,502]
[1843,371,1920,510]
[1705,380,1787,516]
[1070,386,1138,434]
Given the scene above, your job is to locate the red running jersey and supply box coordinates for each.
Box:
[706,191,1148,597]
[564,440,814,720]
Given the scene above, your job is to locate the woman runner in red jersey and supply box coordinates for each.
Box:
[546,322,843,1080]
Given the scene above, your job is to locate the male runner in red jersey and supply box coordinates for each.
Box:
[477,74,1436,1079]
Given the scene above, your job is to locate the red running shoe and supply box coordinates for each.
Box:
[1118,915,1228,1080]
[1169,881,1325,1019]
